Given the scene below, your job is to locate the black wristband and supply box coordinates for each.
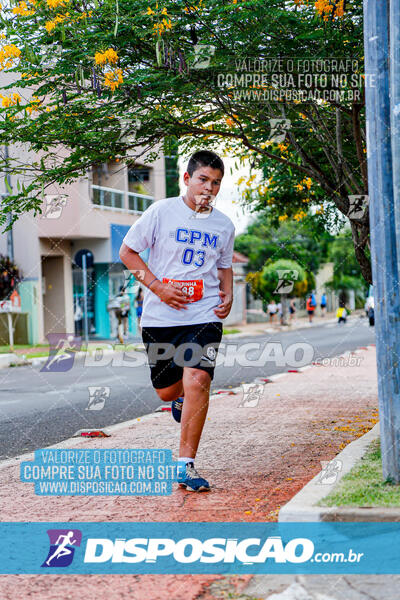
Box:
[148,277,159,290]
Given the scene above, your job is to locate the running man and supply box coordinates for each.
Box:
[46,531,77,566]
[119,150,235,492]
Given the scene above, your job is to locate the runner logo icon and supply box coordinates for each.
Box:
[41,529,82,568]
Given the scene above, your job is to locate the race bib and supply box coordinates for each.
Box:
[162,278,204,302]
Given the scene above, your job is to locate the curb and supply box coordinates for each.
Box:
[0,411,163,471]
[0,353,18,369]
[278,422,381,522]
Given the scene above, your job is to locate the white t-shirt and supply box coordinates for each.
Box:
[267,303,278,314]
[122,195,235,327]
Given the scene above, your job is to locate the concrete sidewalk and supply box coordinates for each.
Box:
[0,346,379,599]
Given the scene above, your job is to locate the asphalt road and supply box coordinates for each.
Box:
[0,316,375,460]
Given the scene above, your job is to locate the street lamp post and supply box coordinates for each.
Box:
[364,0,400,481]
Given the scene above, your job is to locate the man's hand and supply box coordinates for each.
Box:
[213,290,233,318]
[152,281,190,311]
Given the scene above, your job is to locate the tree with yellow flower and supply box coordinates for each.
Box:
[0,0,370,285]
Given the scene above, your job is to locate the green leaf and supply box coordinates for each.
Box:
[4,177,12,194]
[295,30,326,40]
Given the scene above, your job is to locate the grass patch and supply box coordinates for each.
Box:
[223,328,241,334]
[0,344,48,354]
[318,437,400,507]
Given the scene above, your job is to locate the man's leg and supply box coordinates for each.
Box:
[155,379,184,402]
[179,367,211,459]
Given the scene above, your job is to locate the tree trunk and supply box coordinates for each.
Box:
[350,219,372,284]
[281,293,288,326]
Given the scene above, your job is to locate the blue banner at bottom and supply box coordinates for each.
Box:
[2,522,400,574]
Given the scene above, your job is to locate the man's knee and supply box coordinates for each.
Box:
[184,368,211,389]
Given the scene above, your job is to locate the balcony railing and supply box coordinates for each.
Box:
[92,185,153,214]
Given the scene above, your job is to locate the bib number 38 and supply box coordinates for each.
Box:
[162,278,204,302]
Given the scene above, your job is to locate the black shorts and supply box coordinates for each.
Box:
[141,322,223,389]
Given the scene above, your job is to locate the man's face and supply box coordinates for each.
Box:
[183,165,223,211]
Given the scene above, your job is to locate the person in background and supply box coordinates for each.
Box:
[320,292,327,317]
[267,299,278,323]
[366,296,375,327]
[289,298,296,321]
[365,295,374,319]
[311,290,317,308]
[306,294,316,323]
[115,286,131,343]
[277,301,283,325]
[336,302,348,324]
[135,286,144,333]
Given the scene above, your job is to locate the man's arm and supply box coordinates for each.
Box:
[119,243,190,311]
[214,267,233,318]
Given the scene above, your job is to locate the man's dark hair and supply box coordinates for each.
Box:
[187,150,224,177]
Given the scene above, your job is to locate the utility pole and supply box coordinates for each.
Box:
[3,145,14,262]
[364,0,400,481]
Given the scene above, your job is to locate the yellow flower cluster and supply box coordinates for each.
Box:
[12,1,35,16]
[21,71,40,78]
[153,19,172,35]
[0,92,21,107]
[147,5,172,35]
[45,12,68,32]
[45,9,92,33]
[93,48,123,92]
[26,95,42,115]
[293,210,308,221]
[46,0,70,9]
[277,143,288,153]
[294,0,344,20]
[104,67,123,92]
[314,0,344,21]
[147,6,168,15]
[184,3,200,11]
[278,214,288,222]
[0,44,21,71]
[295,177,312,192]
[246,173,257,186]
[95,48,119,66]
